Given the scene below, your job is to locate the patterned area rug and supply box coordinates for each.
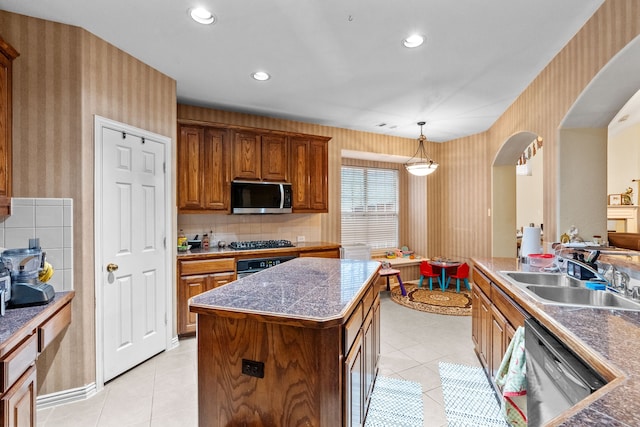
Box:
[439,362,509,427]
[365,376,423,427]
[389,281,472,316]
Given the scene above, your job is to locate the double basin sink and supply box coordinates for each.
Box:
[499,271,640,311]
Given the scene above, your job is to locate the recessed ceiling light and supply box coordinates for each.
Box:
[252,71,271,81]
[189,7,215,25]
[403,34,425,48]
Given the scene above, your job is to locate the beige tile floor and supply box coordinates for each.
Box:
[37,291,480,426]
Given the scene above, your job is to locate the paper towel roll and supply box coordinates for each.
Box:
[521,227,542,259]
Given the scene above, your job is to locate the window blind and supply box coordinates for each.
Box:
[341,166,398,249]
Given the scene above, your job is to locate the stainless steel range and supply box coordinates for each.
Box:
[231,240,297,278]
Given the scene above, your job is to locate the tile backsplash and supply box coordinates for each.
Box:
[178,213,322,245]
[0,198,73,292]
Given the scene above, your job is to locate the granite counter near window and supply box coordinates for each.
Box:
[190,257,382,426]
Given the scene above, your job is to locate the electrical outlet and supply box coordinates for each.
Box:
[241,359,264,378]
[297,235,305,242]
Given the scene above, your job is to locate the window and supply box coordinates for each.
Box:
[341,166,399,249]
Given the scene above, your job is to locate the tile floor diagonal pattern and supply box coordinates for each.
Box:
[37,292,481,427]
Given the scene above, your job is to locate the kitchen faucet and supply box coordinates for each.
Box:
[568,258,630,295]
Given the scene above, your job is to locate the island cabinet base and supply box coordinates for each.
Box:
[196,314,342,427]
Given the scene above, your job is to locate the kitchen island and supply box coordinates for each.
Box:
[473,257,640,426]
[190,257,381,427]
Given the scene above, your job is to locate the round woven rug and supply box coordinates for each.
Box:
[390,281,472,316]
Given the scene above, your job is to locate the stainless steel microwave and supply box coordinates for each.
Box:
[231,181,293,214]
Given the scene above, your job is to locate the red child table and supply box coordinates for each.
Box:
[378,268,407,296]
[427,259,461,290]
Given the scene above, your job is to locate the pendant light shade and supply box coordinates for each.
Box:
[405,122,438,176]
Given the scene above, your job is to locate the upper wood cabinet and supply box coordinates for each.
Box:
[178,120,329,214]
[178,125,229,213]
[231,130,288,181]
[0,36,19,216]
[290,136,329,213]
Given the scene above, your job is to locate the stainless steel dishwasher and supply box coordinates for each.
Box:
[525,318,606,426]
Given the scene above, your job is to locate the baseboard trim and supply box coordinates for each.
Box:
[36,382,98,410]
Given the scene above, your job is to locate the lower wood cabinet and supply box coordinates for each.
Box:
[471,267,525,385]
[1,366,36,427]
[344,287,380,426]
[298,248,340,258]
[0,293,73,427]
[178,258,236,336]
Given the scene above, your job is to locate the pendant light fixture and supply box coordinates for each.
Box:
[404,121,438,176]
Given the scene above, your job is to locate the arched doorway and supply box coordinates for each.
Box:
[491,131,540,257]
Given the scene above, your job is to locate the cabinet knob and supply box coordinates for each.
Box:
[106,263,119,272]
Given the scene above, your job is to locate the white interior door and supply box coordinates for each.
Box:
[99,124,167,382]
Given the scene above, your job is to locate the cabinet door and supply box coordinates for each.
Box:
[362,306,375,405]
[178,275,209,336]
[202,128,228,210]
[344,331,363,427]
[1,365,36,427]
[290,136,328,212]
[209,272,236,289]
[290,138,310,210]
[0,38,17,216]
[490,304,507,381]
[298,248,340,258]
[178,126,205,210]
[308,139,328,211]
[261,134,288,181]
[232,131,261,180]
[476,287,491,372]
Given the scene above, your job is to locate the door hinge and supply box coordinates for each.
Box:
[163,236,166,249]
[163,162,166,173]
[164,313,167,325]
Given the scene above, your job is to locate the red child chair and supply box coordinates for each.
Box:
[445,263,471,293]
[419,261,442,291]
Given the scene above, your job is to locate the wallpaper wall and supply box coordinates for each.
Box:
[0,11,176,396]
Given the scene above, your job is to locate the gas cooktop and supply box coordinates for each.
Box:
[228,240,295,250]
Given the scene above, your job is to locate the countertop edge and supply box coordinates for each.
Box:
[189,258,380,327]
[0,291,75,357]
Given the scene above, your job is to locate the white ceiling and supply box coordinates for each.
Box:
[0,0,606,141]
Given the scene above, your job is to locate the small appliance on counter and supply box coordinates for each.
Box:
[1,246,55,309]
[0,260,10,316]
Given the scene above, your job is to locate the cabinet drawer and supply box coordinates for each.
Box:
[344,302,363,355]
[0,333,37,393]
[180,258,235,275]
[39,302,72,352]
[472,268,491,296]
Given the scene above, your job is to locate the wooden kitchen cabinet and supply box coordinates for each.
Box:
[231,131,288,182]
[298,247,340,258]
[471,267,526,384]
[178,125,229,213]
[0,36,18,216]
[177,258,236,336]
[1,366,35,427]
[344,286,379,426]
[290,136,329,213]
[0,292,73,427]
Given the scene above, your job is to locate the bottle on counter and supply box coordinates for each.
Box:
[178,229,187,247]
[202,233,210,249]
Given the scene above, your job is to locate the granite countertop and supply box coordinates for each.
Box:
[177,241,340,259]
[473,257,640,426]
[190,257,380,327]
[0,291,74,356]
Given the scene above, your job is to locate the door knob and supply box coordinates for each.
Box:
[106,263,119,272]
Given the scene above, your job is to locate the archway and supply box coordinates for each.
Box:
[558,35,640,241]
[492,131,540,257]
